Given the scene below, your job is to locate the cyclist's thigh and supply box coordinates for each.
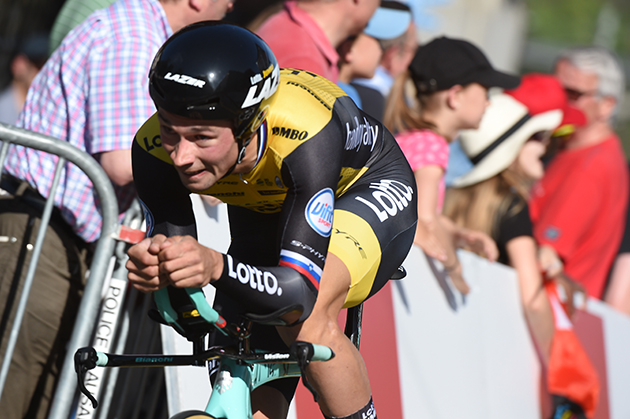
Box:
[330,171,417,308]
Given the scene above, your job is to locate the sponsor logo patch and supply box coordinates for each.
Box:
[333,229,366,259]
[141,135,161,151]
[345,116,378,152]
[135,357,174,363]
[258,190,285,196]
[272,126,308,140]
[355,179,414,222]
[213,192,245,197]
[163,72,206,88]
[215,370,233,395]
[264,353,290,360]
[290,240,326,262]
[305,188,334,237]
[226,254,283,296]
[241,64,280,108]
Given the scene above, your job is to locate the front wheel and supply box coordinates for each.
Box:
[169,410,217,419]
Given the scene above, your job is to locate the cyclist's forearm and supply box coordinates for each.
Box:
[212,253,316,324]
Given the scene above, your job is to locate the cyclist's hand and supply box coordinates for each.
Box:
[127,235,169,292]
[156,235,223,288]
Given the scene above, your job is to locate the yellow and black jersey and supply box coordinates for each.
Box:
[132,68,417,310]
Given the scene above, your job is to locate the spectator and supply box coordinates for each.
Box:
[224,0,282,28]
[336,34,380,109]
[0,1,233,418]
[604,161,630,316]
[384,36,518,294]
[336,1,411,117]
[529,46,629,299]
[352,0,417,112]
[0,34,48,125]
[256,0,380,83]
[444,73,586,360]
[49,0,116,54]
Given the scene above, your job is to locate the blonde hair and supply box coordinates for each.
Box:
[383,70,438,134]
[443,168,531,249]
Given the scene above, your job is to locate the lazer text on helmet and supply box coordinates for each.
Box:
[241,65,280,108]
[163,72,206,88]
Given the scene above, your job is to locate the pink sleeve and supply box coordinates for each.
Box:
[396,130,450,172]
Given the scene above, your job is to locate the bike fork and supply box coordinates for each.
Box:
[206,358,253,419]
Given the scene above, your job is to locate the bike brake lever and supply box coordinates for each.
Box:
[290,341,320,402]
[74,347,99,408]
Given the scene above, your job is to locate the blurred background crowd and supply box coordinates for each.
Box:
[1,1,629,419]
[1,0,630,136]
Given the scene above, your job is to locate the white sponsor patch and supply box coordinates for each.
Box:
[241,65,280,108]
[226,254,283,296]
[305,188,334,237]
[163,72,206,88]
[355,179,414,222]
[345,116,378,152]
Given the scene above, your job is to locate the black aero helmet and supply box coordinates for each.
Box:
[149,21,280,142]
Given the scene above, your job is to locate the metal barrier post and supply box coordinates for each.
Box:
[0,123,119,419]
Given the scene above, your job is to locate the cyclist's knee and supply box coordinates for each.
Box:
[297,313,344,345]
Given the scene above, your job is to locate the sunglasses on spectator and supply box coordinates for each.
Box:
[564,87,599,102]
[529,131,552,144]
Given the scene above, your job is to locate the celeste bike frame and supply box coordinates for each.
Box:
[75,287,335,419]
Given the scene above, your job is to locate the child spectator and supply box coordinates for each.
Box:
[384,36,518,293]
[336,0,412,118]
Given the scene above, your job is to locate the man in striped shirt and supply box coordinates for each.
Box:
[0,1,234,417]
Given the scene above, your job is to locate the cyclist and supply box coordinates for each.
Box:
[126,21,417,419]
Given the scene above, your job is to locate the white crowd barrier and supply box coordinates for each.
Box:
[164,201,630,419]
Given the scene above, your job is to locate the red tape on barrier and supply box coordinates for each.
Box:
[114,225,146,244]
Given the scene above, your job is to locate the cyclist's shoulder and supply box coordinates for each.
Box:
[134,113,160,147]
[274,69,347,119]
[133,113,171,162]
[267,69,356,153]
[135,112,160,136]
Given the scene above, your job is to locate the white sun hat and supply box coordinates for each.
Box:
[451,95,562,187]
[451,73,585,188]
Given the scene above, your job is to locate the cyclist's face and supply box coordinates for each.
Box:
[157,108,238,192]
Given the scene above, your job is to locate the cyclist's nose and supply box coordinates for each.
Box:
[171,138,196,167]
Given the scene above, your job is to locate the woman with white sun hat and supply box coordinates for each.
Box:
[444,72,586,362]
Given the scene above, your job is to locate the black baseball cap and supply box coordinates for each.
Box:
[409,36,520,93]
